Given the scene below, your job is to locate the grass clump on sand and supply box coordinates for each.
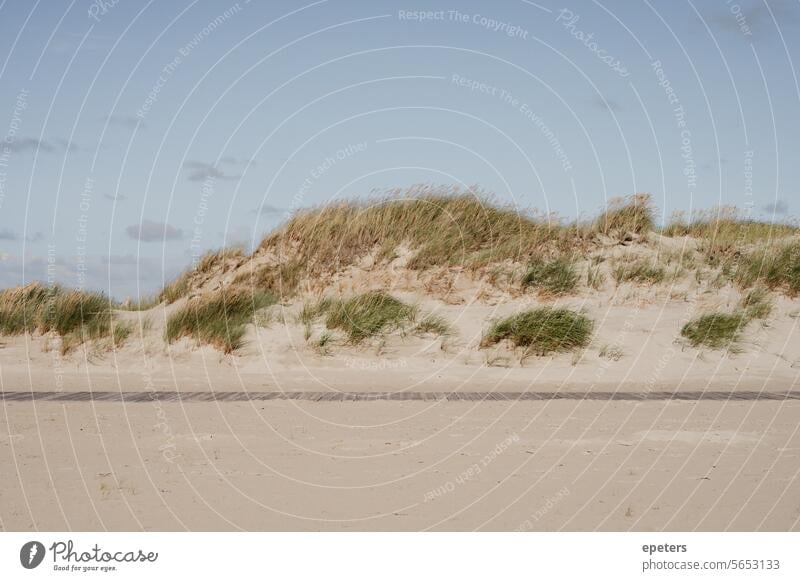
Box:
[0,283,57,334]
[165,289,276,353]
[259,187,581,275]
[481,308,593,356]
[322,291,418,344]
[680,312,748,350]
[681,287,774,350]
[595,193,654,237]
[739,287,773,320]
[612,259,666,285]
[735,242,800,297]
[0,283,129,353]
[232,260,304,297]
[414,314,453,336]
[521,256,579,296]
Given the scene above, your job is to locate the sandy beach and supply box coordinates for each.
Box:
[2,397,798,531]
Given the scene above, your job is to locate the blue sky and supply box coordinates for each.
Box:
[0,0,798,298]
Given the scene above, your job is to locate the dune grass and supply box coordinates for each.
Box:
[735,241,800,297]
[596,193,654,236]
[156,247,246,305]
[739,286,773,320]
[318,291,418,344]
[481,307,593,355]
[195,246,245,273]
[414,313,453,336]
[521,256,579,296]
[0,283,129,353]
[259,187,582,275]
[157,273,193,305]
[664,207,797,244]
[680,312,748,350]
[232,260,304,297]
[612,259,667,285]
[681,286,774,350]
[165,289,276,353]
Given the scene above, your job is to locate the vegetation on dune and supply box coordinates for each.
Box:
[664,207,797,245]
[315,291,418,344]
[734,241,800,297]
[0,283,129,353]
[481,308,593,356]
[156,274,192,305]
[165,289,276,353]
[259,187,584,275]
[681,287,773,350]
[521,256,579,296]
[195,246,245,273]
[157,247,246,305]
[4,189,800,356]
[232,260,304,297]
[596,193,655,236]
[414,313,453,337]
[681,312,748,350]
[739,286,773,320]
[612,259,667,285]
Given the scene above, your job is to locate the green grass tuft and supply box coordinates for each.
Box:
[521,256,579,296]
[414,314,453,337]
[309,291,418,344]
[680,312,748,349]
[481,308,593,355]
[735,242,800,297]
[165,289,277,352]
[0,283,126,353]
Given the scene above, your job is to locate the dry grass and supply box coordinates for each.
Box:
[664,207,797,245]
[165,289,276,352]
[595,193,654,236]
[157,247,246,304]
[232,260,304,297]
[481,308,593,356]
[259,187,583,275]
[195,246,245,273]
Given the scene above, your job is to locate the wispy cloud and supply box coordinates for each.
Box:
[5,137,79,153]
[706,0,797,39]
[0,228,16,240]
[183,160,241,182]
[126,220,183,242]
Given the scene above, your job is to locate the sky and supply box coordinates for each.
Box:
[0,0,798,299]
